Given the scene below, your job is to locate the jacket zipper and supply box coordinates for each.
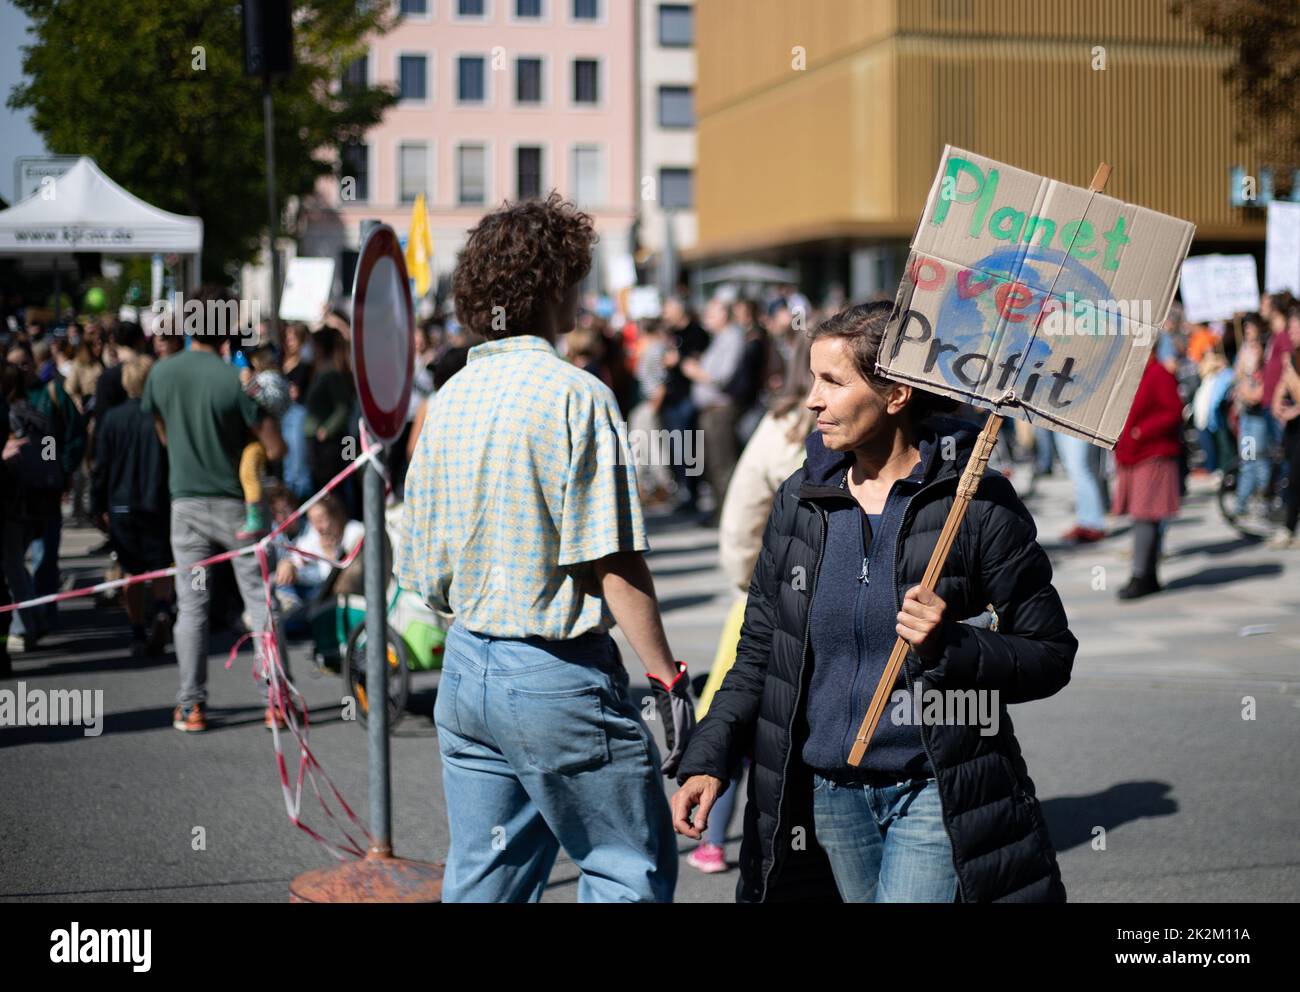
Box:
[844,512,870,763]
[892,477,966,902]
[760,500,827,903]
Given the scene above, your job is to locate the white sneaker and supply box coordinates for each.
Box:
[1266,529,1295,550]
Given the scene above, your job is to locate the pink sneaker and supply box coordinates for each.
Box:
[687,842,727,874]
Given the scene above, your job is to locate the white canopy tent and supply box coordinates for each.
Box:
[0,156,203,290]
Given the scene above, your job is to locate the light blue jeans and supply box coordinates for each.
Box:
[280,403,313,499]
[1034,426,1056,475]
[1056,433,1108,530]
[812,773,959,903]
[1235,412,1272,513]
[435,621,677,903]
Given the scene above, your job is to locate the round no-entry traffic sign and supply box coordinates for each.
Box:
[351,225,415,443]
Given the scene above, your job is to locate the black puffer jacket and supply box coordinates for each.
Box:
[676,415,1078,902]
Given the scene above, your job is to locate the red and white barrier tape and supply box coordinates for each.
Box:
[0,439,380,616]
[4,426,392,861]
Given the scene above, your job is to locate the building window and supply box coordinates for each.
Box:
[660,167,693,209]
[572,145,602,207]
[516,57,542,103]
[399,143,429,204]
[458,144,487,205]
[657,85,693,128]
[458,56,486,102]
[339,141,369,202]
[658,4,692,47]
[458,0,486,16]
[399,0,428,14]
[517,146,543,200]
[342,54,368,92]
[515,0,542,16]
[573,59,599,104]
[398,55,427,101]
[573,0,598,19]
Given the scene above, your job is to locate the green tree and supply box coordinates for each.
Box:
[8,0,398,279]
[1173,0,1300,176]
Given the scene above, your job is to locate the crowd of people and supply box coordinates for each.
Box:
[2,189,1298,901]
[0,295,397,690]
[539,284,1300,604]
[3,267,1297,674]
[1026,292,1300,596]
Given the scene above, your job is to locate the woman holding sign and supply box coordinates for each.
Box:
[670,301,1078,903]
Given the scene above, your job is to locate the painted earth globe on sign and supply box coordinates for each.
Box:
[933,244,1128,402]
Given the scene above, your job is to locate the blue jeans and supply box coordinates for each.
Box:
[1235,412,1271,513]
[704,760,747,847]
[435,622,677,903]
[1056,433,1108,530]
[11,513,62,636]
[1197,428,1219,473]
[1034,426,1055,474]
[281,404,313,499]
[659,395,699,505]
[812,772,959,903]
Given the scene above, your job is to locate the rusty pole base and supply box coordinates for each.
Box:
[289,848,444,903]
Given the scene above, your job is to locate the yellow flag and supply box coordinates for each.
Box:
[405,192,433,298]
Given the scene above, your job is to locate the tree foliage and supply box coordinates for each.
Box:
[1173,0,1300,174]
[8,0,398,279]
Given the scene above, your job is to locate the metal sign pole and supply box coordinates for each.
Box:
[289,222,440,902]
[364,449,391,856]
[262,83,281,345]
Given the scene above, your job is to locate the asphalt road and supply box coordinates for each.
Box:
[1,469,1297,902]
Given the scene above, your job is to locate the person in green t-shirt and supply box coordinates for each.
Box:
[140,286,287,733]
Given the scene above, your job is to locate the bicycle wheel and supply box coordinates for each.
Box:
[343,623,410,732]
[1217,462,1244,531]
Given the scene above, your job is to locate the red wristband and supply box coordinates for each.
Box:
[649,660,688,691]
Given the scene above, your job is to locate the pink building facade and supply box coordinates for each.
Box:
[298,0,637,302]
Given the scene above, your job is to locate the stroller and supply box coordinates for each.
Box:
[304,502,446,731]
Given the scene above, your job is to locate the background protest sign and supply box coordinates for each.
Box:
[279,256,336,323]
[1179,254,1259,323]
[1265,201,1300,296]
[878,146,1196,448]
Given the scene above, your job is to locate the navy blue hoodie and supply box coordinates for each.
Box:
[800,427,957,779]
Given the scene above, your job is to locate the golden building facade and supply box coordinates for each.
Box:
[690,0,1268,296]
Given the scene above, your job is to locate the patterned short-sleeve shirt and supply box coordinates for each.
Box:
[397,334,648,639]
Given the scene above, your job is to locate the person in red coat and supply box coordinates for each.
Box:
[1112,350,1184,598]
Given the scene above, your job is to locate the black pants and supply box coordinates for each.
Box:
[0,561,11,658]
[1132,520,1163,580]
[1285,420,1300,534]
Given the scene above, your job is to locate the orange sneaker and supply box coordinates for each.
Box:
[264,704,287,730]
[173,703,207,732]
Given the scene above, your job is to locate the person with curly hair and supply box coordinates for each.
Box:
[398,193,694,903]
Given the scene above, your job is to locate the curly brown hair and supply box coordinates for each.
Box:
[452,191,598,341]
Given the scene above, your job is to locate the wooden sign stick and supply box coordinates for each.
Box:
[847,161,1112,767]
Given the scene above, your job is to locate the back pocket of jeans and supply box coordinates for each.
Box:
[507,684,611,774]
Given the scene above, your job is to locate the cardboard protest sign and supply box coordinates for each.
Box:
[1265,201,1300,296]
[1179,254,1259,323]
[878,147,1196,448]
